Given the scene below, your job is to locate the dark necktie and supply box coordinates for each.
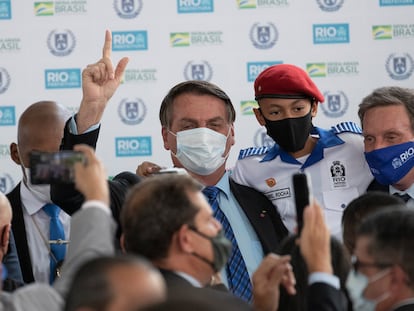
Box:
[42,203,66,284]
[393,192,411,203]
[202,186,253,302]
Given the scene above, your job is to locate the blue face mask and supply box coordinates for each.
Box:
[364,141,414,185]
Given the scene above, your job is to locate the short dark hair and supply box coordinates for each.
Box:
[159,80,235,128]
[121,174,204,260]
[358,86,414,133]
[64,255,154,311]
[342,191,404,253]
[358,208,414,288]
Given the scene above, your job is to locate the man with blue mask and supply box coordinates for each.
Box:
[136,80,288,302]
[347,208,414,311]
[360,87,414,207]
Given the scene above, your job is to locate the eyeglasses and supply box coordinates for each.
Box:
[351,255,393,272]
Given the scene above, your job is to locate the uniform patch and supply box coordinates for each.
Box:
[330,121,362,135]
[265,177,276,187]
[265,188,291,200]
[238,146,269,160]
[330,160,348,188]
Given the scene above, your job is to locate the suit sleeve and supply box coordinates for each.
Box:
[308,282,348,311]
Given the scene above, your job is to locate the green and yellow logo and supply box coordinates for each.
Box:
[170,33,190,47]
[306,63,326,78]
[372,25,393,40]
[34,2,54,16]
[240,100,258,115]
[237,0,257,9]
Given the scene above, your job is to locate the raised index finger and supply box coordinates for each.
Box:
[102,29,112,59]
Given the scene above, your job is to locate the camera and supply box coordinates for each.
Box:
[29,151,86,184]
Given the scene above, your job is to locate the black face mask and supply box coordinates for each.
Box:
[261,109,313,153]
[188,226,232,272]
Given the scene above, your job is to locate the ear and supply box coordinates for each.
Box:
[161,127,171,151]
[311,101,318,118]
[10,143,21,165]
[253,107,266,126]
[228,124,235,147]
[177,225,194,253]
[119,233,127,254]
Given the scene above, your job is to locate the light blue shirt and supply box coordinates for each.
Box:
[214,171,264,287]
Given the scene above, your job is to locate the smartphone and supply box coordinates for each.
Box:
[29,151,85,184]
[292,172,312,235]
[154,168,187,175]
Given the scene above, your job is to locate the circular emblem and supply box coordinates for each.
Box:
[0,68,10,94]
[184,60,213,81]
[320,91,349,118]
[250,22,278,49]
[118,98,147,125]
[0,173,15,194]
[113,0,143,19]
[47,29,76,57]
[254,128,275,148]
[386,53,414,80]
[316,0,344,12]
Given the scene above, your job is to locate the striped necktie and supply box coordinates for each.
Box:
[42,203,66,284]
[202,186,253,302]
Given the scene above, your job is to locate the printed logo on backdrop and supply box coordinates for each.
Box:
[118,98,147,125]
[0,145,9,159]
[0,173,14,194]
[114,0,142,18]
[177,0,214,13]
[250,22,278,49]
[237,0,290,9]
[247,61,282,81]
[0,106,15,126]
[0,38,21,53]
[0,0,11,19]
[122,68,157,84]
[184,61,213,81]
[47,29,76,56]
[240,100,259,115]
[306,62,359,78]
[34,1,87,16]
[313,24,350,44]
[115,137,152,157]
[170,31,223,47]
[379,0,414,6]
[386,53,414,80]
[373,25,414,40]
[320,91,349,118]
[254,128,275,148]
[316,0,344,12]
[44,69,81,89]
[0,68,10,94]
[112,31,148,51]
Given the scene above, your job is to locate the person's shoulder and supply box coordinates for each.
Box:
[237,145,269,161]
[329,121,362,136]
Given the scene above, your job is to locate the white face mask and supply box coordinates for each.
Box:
[170,127,230,176]
[346,268,391,311]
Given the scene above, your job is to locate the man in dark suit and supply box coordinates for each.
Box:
[360,87,414,206]
[349,208,414,311]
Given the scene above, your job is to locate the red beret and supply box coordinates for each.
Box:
[254,64,324,103]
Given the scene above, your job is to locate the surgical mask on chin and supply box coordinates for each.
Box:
[22,166,52,203]
[346,269,390,311]
[189,227,232,273]
[364,141,414,185]
[262,109,312,153]
[170,127,230,176]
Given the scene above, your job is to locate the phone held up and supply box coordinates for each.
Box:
[29,151,86,184]
[292,172,312,235]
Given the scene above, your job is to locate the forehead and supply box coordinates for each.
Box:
[354,235,373,260]
[170,93,228,122]
[189,191,211,219]
[363,105,412,132]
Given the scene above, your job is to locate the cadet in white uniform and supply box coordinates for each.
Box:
[231,64,373,238]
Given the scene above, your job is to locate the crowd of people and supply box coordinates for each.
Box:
[1,29,414,311]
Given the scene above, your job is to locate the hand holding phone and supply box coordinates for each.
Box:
[292,172,312,235]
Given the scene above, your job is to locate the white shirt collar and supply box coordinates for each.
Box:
[20,182,48,216]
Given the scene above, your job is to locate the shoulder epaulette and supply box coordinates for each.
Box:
[238,146,269,160]
[330,121,362,135]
